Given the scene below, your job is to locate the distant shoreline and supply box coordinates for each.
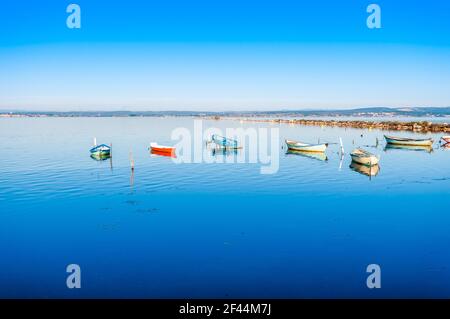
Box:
[1,107,450,133]
[1,106,450,119]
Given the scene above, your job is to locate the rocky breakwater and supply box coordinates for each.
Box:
[240,118,450,133]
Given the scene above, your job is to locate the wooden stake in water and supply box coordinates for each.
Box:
[109,143,113,170]
[129,149,135,171]
[93,137,97,146]
[339,137,345,155]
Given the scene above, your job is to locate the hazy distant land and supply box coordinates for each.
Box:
[1,107,450,118]
[2,107,450,132]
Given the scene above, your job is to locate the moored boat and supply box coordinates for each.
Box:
[90,144,111,156]
[150,142,175,156]
[384,135,434,147]
[441,136,450,144]
[350,148,379,166]
[285,139,328,152]
[211,135,240,149]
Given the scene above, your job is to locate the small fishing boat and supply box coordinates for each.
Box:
[285,139,328,152]
[441,136,450,144]
[90,144,111,156]
[211,135,241,149]
[384,135,434,147]
[350,148,379,166]
[150,142,175,156]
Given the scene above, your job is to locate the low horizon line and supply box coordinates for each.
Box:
[2,106,450,114]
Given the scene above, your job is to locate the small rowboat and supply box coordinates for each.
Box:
[90,144,111,156]
[441,136,450,144]
[211,134,240,149]
[285,139,328,152]
[384,135,434,147]
[150,142,175,156]
[350,148,379,166]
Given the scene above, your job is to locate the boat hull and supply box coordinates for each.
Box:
[151,148,176,158]
[285,140,328,152]
[384,135,434,147]
[350,148,379,167]
[150,142,175,156]
[350,154,379,166]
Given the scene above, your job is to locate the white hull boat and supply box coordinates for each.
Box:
[350,148,379,166]
[285,139,328,152]
[384,135,434,147]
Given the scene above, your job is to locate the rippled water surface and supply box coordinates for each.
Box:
[0,117,449,298]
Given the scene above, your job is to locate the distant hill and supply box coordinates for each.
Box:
[1,107,450,118]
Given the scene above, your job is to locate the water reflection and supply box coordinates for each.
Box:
[211,148,239,156]
[350,162,380,178]
[90,153,111,161]
[286,150,328,161]
[384,144,433,153]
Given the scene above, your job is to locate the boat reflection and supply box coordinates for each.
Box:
[90,153,111,161]
[210,148,239,156]
[350,162,380,177]
[442,143,450,150]
[384,144,433,153]
[286,150,328,161]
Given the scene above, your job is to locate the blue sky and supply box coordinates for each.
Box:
[1,0,450,111]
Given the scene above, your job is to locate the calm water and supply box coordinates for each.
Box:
[1,117,449,298]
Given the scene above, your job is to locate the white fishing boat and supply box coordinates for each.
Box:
[350,148,379,166]
[285,139,328,152]
[384,135,434,147]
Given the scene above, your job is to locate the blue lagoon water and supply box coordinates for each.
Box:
[0,117,449,298]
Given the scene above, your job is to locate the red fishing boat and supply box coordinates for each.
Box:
[441,136,450,144]
[150,142,176,157]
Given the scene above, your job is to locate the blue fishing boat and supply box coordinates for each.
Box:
[90,144,111,156]
[211,134,240,149]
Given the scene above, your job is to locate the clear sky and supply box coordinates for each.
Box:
[1,0,450,111]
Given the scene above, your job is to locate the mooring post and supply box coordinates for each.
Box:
[129,149,135,171]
